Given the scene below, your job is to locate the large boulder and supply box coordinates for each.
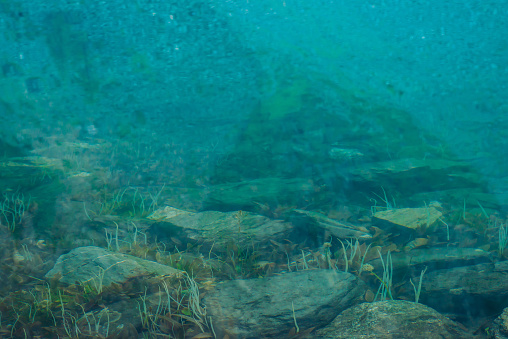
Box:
[45,246,182,287]
[404,260,508,317]
[315,300,476,338]
[202,269,368,338]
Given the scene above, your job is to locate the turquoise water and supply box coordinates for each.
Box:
[0,1,507,338]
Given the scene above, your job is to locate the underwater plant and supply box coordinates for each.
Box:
[0,191,32,233]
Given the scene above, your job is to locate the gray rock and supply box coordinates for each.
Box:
[404,260,508,316]
[149,209,293,252]
[148,206,193,221]
[202,269,368,338]
[314,300,476,338]
[368,247,491,275]
[492,307,508,339]
[203,177,315,210]
[288,209,371,239]
[349,158,482,195]
[329,147,364,161]
[45,246,182,287]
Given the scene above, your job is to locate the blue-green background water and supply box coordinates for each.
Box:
[0,1,507,338]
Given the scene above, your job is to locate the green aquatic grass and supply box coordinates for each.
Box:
[0,191,31,232]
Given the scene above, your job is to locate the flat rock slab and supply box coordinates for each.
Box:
[315,300,476,338]
[148,206,193,220]
[373,207,442,231]
[45,246,182,287]
[149,209,293,252]
[202,177,315,210]
[368,247,491,274]
[287,209,371,239]
[0,156,63,181]
[202,269,368,338]
[349,158,481,194]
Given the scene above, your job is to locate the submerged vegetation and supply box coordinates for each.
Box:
[0,271,211,338]
[0,191,32,233]
[1,151,506,338]
[0,105,505,338]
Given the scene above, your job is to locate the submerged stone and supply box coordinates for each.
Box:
[405,260,508,317]
[315,300,476,338]
[45,246,182,287]
[368,247,491,274]
[373,206,442,231]
[288,208,371,239]
[203,269,367,338]
[149,209,293,252]
[202,177,316,210]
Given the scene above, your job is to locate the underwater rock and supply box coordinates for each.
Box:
[0,156,63,183]
[0,157,63,204]
[409,188,504,210]
[368,247,491,275]
[349,158,482,196]
[202,269,367,338]
[491,307,508,338]
[45,246,182,287]
[202,177,316,210]
[287,209,371,239]
[314,300,476,338]
[373,206,442,231]
[149,209,293,252]
[147,206,194,220]
[404,260,508,317]
[329,147,364,161]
